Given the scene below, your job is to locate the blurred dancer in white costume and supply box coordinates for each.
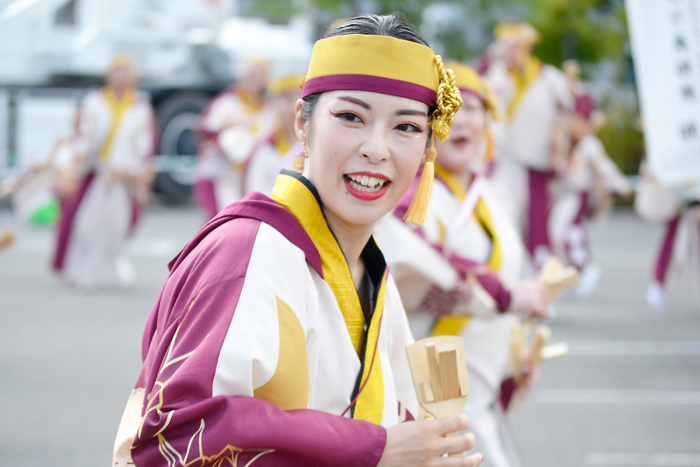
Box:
[483,22,574,267]
[239,73,305,196]
[194,58,274,219]
[52,56,156,289]
[549,87,632,297]
[635,161,700,309]
[377,63,551,467]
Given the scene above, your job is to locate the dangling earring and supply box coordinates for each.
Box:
[302,141,309,158]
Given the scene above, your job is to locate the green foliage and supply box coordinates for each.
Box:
[597,104,645,175]
[245,0,628,69]
[522,0,627,67]
[245,0,298,23]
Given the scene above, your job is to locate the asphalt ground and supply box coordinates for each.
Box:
[0,204,698,466]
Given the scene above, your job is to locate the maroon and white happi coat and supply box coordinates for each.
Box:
[549,134,632,271]
[113,171,418,467]
[485,60,574,261]
[635,161,700,294]
[52,89,155,288]
[242,133,303,197]
[194,89,275,218]
[377,172,531,467]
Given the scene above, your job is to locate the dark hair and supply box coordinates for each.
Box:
[300,13,435,127]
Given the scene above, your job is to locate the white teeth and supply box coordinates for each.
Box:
[346,174,387,192]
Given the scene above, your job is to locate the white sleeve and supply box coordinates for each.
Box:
[375,215,459,312]
[384,277,419,420]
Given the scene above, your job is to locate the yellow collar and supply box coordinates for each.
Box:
[99,88,136,161]
[507,56,541,119]
[270,171,371,356]
[432,165,502,271]
[434,163,467,201]
[272,125,292,155]
[270,171,387,424]
[237,90,264,113]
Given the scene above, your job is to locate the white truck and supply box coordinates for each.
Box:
[0,0,313,202]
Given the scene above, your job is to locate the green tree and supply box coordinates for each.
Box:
[522,0,627,66]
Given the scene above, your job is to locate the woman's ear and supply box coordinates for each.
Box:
[294,99,308,145]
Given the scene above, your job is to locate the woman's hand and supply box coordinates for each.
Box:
[510,281,552,319]
[378,414,483,467]
[419,282,472,317]
[519,351,543,392]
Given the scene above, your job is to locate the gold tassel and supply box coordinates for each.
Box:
[431,55,462,141]
[404,140,437,224]
[404,56,463,225]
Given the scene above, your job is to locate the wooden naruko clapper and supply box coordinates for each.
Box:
[406,336,470,456]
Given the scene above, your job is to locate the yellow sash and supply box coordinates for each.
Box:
[506,56,541,120]
[237,90,264,113]
[271,173,386,424]
[99,88,135,161]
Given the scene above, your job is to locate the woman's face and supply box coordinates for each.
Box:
[433,92,487,177]
[106,65,135,94]
[296,90,430,230]
[275,89,301,130]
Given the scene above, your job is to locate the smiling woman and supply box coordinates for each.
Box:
[112,14,483,467]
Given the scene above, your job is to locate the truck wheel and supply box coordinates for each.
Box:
[154,92,212,204]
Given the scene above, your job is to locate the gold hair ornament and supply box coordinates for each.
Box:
[405,55,462,225]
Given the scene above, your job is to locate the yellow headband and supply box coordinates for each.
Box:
[447,62,501,120]
[108,54,132,72]
[303,34,460,137]
[303,34,438,103]
[269,74,305,95]
[494,22,541,46]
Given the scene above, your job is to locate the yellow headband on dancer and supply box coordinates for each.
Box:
[269,73,306,95]
[303,33,463,224]
[494,22,541,46]
[447,62,500,120]
[448,62,501,162]
[108,54,132,72]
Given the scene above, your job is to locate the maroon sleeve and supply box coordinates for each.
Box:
[445,252,512,312]
[133,392,386,467]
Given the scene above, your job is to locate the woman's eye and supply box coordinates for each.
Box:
[396,123,423,133]
[334,112,362,123]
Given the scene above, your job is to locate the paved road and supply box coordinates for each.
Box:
[0,204,698,466]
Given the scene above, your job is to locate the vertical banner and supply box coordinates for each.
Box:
[0,91,7,171]
[626,0,700,186]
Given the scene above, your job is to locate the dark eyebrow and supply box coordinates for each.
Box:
[337,96,371,109]
[396,109,429,117]
[337,95,427,117]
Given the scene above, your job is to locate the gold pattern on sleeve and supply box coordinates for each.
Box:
[156,419,274,467]
[133,307,278,467]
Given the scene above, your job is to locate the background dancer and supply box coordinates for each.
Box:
[52,55,156,290]
[484,22,574,268]
[240,72,305,196]
[636,160,700,310]
[193,58,274,219]
[549,92,632,298]
[378,62,551,467]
